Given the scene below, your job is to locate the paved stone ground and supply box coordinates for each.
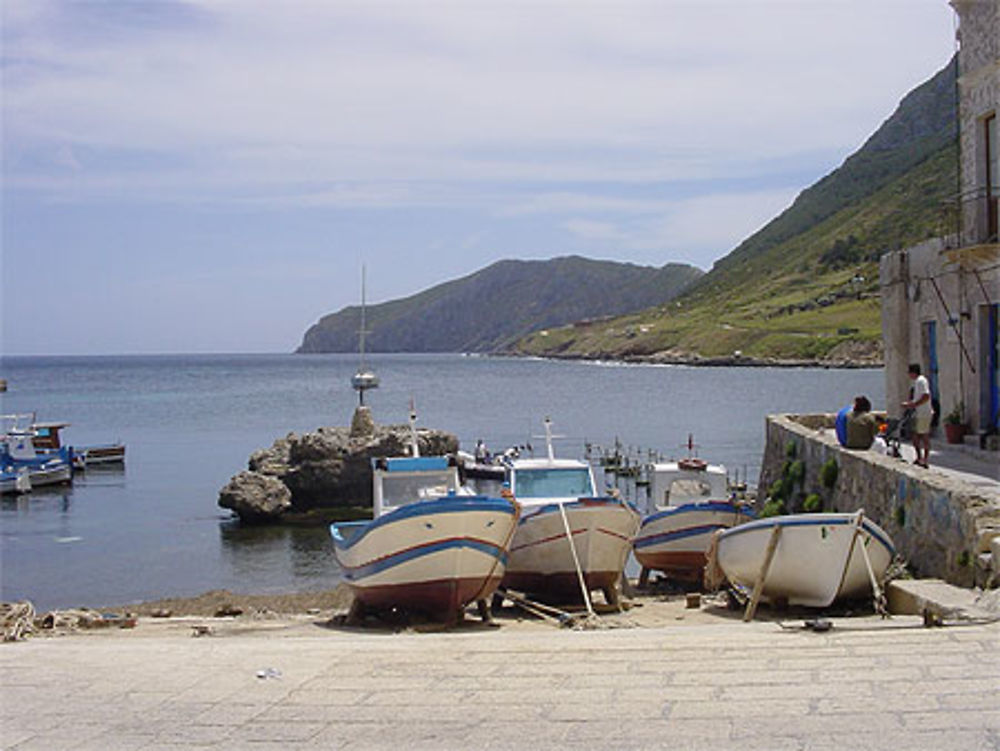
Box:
[1,616,997,750]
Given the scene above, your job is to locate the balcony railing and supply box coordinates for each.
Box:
[942,186,1000,247]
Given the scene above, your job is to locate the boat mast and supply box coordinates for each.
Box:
[351,265,379,406]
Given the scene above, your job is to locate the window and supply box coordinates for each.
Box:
[380,471,455,508]
[514,467,595,499]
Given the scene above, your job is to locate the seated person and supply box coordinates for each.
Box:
[844,396,879,449]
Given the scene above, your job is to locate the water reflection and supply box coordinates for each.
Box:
[218,520,341,591]
[1,487,74,515]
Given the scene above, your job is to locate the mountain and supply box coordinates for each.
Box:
[296,256,703,353]
[508,56,958,364]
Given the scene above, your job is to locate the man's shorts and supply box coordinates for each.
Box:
[913,413,932,435]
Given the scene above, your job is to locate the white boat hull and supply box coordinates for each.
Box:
[716,512,895,607]
[0,470,32,495]
[503,498,640,600]
[634,501,754,580]
[331,496,519,620]
[27,462,72,488]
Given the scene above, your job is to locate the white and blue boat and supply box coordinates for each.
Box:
[715,511,895,608]
[330,414,519,623]
[1,415,73,488]
[633,454,753,583]
[502,419,640,607]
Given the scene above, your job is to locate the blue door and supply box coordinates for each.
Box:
[990,305,999,431]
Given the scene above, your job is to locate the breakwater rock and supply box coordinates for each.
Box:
[218,411,459,523]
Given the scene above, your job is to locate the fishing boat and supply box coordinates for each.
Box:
[502,418,640,608]
[31,421,125,468]
[0,416,73,488]
[633,444,753,584]
[714,511,895,608]
[330,410,519,623]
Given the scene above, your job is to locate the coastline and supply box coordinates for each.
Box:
[501,351,885,369]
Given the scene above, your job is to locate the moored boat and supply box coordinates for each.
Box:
[31,421,125,468]
[633,451,753,584]
[1,416,73,488]
[714,511,895,608]
[502,418,640,607]
[330,412,519,623]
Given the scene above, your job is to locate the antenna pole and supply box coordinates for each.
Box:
[544,417,555,462]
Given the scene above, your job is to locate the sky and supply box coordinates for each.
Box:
[1,0,958,355]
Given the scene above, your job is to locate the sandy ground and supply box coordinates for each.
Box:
[24,579,884,640]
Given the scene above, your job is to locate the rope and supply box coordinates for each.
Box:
[557,500,595,618]
[2,601,37,642]
[703,529,727,592]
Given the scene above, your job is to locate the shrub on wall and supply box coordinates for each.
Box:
[803,493,823,513]
[820,458,839,489]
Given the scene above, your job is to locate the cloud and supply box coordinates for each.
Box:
[3,0,956,202]
[549,187,799,269]
[563,218,622,242]
[0,0,960,354]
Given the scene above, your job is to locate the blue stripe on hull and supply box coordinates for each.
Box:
[633,523,726,550]
[330,495,517,551]
[339,537,508,583]
[641,502,753,526]
[519,497,639,525]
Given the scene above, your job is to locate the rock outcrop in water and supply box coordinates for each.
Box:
[218,471,292,522]
[218,408,459,523]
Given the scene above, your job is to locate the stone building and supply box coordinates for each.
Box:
[880,0,999,439]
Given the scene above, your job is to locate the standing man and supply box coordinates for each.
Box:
[902,363,933,468]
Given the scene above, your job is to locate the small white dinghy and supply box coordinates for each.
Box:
[714,511,895,610]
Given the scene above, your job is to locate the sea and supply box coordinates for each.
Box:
[0,353,884,611]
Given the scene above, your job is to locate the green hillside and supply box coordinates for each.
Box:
[509,57,958,365]
[297,256,702,353]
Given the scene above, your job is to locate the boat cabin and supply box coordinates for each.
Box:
[647,460,729,513]
[370,456,463,517]
[1,414,39,461]
[31,422,71,450]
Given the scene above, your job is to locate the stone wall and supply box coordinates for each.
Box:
[758,413,1000,587]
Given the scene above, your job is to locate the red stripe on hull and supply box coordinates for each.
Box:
[635,550,708,580]
[596,527,631,542]
[348,574,503,621]
[510,528,584,553]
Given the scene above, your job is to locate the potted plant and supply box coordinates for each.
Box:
[943,403,966,444]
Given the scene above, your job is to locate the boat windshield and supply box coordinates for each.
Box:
[514,467,594,499]
[379,471,454,509]
[665,479,714,505]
